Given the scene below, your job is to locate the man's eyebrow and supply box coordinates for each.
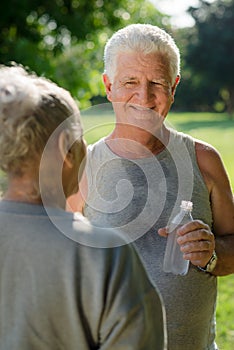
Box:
[151,78,171,86]
[121,76,137,81]
[119,77,171,87]
[151,78,169,83]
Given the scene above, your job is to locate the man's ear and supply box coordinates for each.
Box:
[103,73,112,102]
[171,75,180,96]
[58,130,73,169]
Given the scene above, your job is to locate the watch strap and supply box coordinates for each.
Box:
[197,251,217,273]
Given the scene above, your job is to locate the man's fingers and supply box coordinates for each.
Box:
[158,227,168,237]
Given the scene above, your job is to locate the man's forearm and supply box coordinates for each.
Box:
[212,234,234,276]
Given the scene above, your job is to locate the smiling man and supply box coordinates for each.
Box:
[67,24,234,350]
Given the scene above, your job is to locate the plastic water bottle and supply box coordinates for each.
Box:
[163,200,193,276]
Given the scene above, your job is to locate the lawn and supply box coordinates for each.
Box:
[81,107,234,350]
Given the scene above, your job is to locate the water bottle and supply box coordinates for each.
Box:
[163,200,193,276]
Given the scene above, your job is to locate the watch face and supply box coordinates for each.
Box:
[206,252,217,273]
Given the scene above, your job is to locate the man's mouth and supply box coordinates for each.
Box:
[128,104,159,120]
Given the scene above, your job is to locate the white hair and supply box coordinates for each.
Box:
[0,65,83,174]
[104,23,180,84]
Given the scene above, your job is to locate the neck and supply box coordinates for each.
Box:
[4,185,42,205]
[3,176,66,209]
[105,124,170,159]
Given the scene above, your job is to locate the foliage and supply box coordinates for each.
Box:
[185,0,234,116]
[1,0,234,112]
[0,0,167,107]
[172,26,220,112]
[51,1,168,107]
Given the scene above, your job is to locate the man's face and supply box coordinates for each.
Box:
[103,51,179,134]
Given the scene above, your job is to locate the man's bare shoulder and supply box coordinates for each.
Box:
[195,139,231,193]
[195,139,224,172]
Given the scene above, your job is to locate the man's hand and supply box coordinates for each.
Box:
[158,220,215,268]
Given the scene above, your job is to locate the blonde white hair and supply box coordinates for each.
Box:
[104,23,180,84]
[0,65,83,174]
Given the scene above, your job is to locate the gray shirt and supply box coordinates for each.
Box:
[84,129,217,350]
[0,200,166,350]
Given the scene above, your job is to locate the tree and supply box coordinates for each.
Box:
[171,26,220,112]
[0,0,167,106]
[186,0,234,116]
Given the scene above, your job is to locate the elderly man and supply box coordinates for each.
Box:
[68,24,234,350]
[0,64,166,350]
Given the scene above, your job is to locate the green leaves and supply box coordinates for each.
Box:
[0,0,165,106]
[185,0,234,115]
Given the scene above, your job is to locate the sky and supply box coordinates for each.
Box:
[150,0,215,27]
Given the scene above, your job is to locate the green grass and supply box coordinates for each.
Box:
[81,109,234,350]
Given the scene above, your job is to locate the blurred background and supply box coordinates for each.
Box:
[0,0,233,114]
[0,1,234,349]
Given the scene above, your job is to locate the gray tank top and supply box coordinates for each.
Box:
[84,129,218,350]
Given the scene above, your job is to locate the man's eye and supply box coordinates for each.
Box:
[151,81,163,86]
[125,81,136,85]
[151,81,171,93]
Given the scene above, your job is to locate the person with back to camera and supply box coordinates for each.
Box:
[67,24,234,350]
[0,64,167,350]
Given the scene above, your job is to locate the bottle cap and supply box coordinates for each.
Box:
[180,200,193,211]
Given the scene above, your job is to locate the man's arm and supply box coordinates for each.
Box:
[158,141,234,276]
[195,141,234,275]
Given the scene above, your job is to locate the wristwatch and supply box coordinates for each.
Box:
[198,251,218,273]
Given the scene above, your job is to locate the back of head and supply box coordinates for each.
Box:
[104,23,180,84]
[0,64,83,176]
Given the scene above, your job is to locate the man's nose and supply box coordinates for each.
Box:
[136,83,154,106]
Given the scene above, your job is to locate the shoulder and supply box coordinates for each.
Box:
[52,210,127,249]
[87,137,106,156]
[195,140,224,174]
[195,139,231,193]
[69,214,159,292]
[168,129,196,154]
[72,212,131,248]
[85,138,110,171]
[169,130,223,175]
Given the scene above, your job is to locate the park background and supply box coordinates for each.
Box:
[0,0,233,348]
